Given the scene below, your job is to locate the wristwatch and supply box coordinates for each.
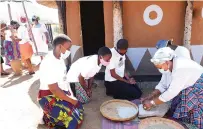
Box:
[150,100,156,106]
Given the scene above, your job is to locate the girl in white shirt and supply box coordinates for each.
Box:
[105,39,142,100]
[143,47,203,129]
[67,47,112,104]
[38,34,83,129]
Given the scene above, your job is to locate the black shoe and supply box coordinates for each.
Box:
[29,72,35,75]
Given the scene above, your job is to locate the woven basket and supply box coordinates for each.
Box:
[138,117,185,129]
[100,99,138,121]
[10,59,22,75]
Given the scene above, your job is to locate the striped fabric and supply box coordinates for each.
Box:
[75,82,91,104]
[173,73,203,129]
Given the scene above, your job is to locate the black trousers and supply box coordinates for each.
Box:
[105,80,142,101]
[70,83,76,97]
[1,56,4,64]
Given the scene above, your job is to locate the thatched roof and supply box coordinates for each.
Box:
[36,1,57,9]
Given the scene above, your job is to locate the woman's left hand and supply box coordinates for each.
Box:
[143,100,153,110]
[129,78,136,84]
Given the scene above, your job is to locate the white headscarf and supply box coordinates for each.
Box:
[151,47,176,65]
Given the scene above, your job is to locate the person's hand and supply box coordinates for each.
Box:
[143,100,153,111]
[81,81,86,88]
[8,25,12,30]
[140,97,149,103]
[84,85,92,98]
[10,35,15,39]
[126,80,131,84]
[70,99,78,106]
[129,78,136,84]
[86,89,92,98]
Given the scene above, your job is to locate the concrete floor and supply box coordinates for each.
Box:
[0,56,158,129]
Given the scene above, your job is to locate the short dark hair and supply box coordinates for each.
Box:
[52,34,72,47]
[117,39,128,50]
[167,40,172,46]
[10,20,19,26]
[98,47,112,56]
[32,15,40,22]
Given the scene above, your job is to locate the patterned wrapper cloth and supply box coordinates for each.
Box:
[3,40,20,65]
[38,90,84,129]
[172,73,203,129]
[74,81,92,104]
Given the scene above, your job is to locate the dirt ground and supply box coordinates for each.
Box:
[0,56,157,129]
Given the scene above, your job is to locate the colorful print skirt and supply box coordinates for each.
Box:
[39,94,84,129]
[3,40,20,65]
[172,73,203,129]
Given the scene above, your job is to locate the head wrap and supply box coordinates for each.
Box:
[156,40,173,49]
[151,47,176,65]
[20,16,27,23]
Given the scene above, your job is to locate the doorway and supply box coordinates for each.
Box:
[80,1,105,56]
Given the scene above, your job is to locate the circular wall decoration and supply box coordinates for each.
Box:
[202,8,203,18]
[143,5,163,26]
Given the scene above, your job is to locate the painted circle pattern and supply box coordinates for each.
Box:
[202,8,203,18]
[143,5,163,26]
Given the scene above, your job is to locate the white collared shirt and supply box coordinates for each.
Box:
[66,55,101,82]
[155,72,172,93]
[17,25,30,44]
[175,46,191,59]
[158,57,203,102]
[39,51,76,100]
[105,48,126,82]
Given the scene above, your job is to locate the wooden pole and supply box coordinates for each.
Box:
[7,3,18,60]
[7,3,12,21]
[22,1,38,54]
[183,0,193,50]
[113,1,123,47]
[56,2,64,33]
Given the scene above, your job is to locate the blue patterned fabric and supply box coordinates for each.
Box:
[172,73,203,129]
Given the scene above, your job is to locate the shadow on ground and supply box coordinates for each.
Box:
[28,79,40,108]
[1,74,33,88]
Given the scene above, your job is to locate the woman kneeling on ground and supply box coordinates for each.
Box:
[67,47,112,104]
[38,34,83,129]
[143,47,203,129]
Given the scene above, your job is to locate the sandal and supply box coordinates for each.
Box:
[1,72,10,76]
[29,72,35,75]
